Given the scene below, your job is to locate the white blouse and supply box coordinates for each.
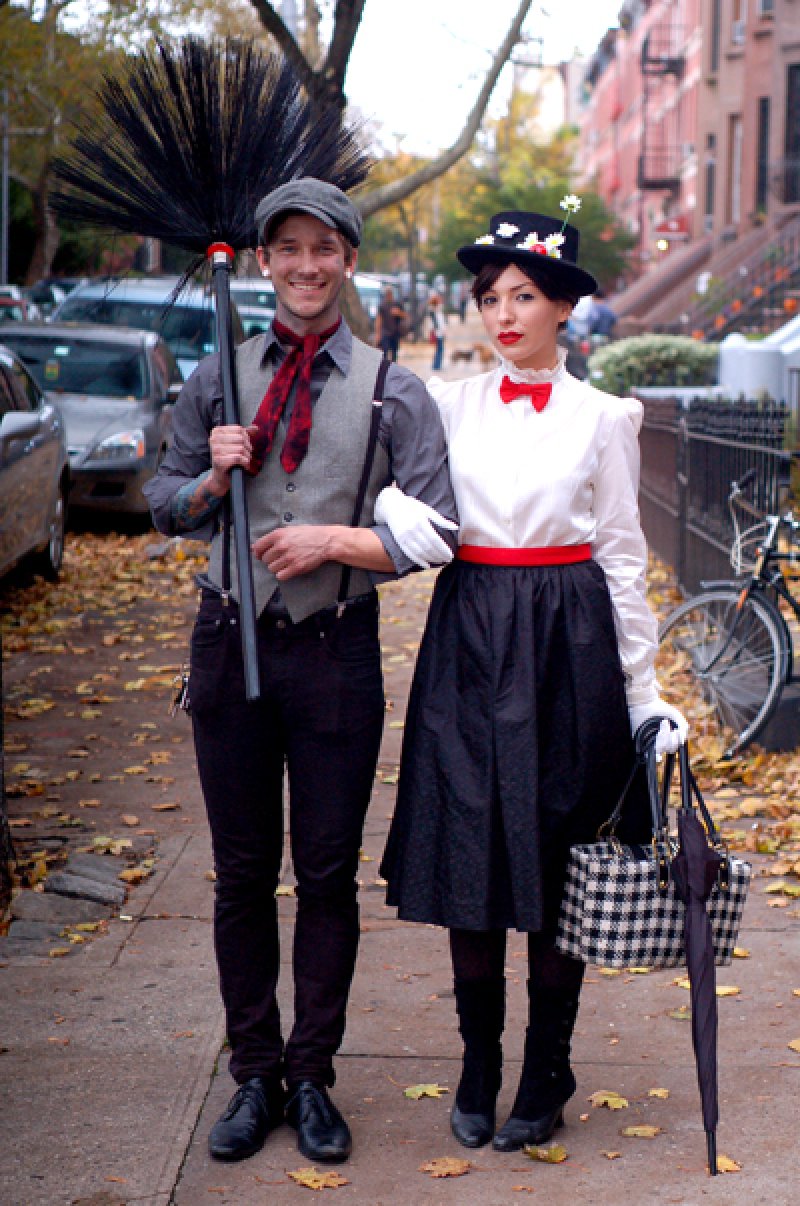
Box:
[428,349,658,706]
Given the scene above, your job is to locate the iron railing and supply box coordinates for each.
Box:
[638,392,792,591]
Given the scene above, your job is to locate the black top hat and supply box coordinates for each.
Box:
[457,209,597,297]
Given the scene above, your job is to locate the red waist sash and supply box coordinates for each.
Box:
[456,543,592,567]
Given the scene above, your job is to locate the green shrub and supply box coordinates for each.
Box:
[587,335,719,395]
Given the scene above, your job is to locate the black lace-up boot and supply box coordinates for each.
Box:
[450,978,505,1148]
[492,983,580,1152]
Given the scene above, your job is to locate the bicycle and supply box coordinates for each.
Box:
[658,469,800,758]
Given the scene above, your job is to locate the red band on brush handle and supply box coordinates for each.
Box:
[207,242,235,259]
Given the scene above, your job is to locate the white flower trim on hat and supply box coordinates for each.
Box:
[472,195,582,259]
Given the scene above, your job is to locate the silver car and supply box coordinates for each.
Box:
[0,344,69,580]
[0,323,182,514]
[53,275,244,380]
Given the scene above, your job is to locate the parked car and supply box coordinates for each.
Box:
[52,276,244,379]
[0,323,182,514]
[25,277,88,317]
[0,343,69,581]
[0,297,41,323]
[353,273,385,325]
[228,277,277,340]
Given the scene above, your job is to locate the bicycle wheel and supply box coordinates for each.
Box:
[658,587,789,758]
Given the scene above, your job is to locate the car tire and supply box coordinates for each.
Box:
[32,483,67,581]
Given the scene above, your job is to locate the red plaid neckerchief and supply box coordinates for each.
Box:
[499,376,553,412]
[248,318,341,474]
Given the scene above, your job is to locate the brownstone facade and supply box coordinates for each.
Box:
[579,0,800,292]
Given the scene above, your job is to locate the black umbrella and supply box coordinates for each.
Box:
[669,745,726,1176]
[49,37,370,701]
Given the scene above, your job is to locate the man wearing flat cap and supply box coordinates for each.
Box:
[145,178,457,1165]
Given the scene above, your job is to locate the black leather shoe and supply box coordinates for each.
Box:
[492,1103,565,1152]
[286,1081,352,1163]
[451,1101,496,1148]
[208,1076,285,1161]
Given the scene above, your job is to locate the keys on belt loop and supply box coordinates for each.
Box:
[169,662,191,717]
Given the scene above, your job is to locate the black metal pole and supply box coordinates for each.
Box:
[210,247,261,702]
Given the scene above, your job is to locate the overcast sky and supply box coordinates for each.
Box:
[345,0,621,153]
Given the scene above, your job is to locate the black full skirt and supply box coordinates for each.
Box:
[380,559,650,934]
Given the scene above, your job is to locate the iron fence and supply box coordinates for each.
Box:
[638,392,792,592]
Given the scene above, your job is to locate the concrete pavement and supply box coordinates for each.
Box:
[1,330,799,1204]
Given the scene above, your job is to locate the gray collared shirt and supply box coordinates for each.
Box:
[144,320,458,578]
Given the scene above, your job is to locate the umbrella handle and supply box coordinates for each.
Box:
[210,248,261,703]
[707,1129,718,1175]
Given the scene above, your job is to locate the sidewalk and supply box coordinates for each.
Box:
[1,334,798,1204]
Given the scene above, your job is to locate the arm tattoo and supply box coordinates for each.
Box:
[170,470,225,532]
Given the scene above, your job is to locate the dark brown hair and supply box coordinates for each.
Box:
[471,260,580,310]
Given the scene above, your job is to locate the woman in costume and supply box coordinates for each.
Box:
[376,202,688,1153]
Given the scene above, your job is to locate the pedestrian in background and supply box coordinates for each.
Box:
[588,287,618,339]
[377,204,687,1153]
[374,285,407,362]
[428,292,446,372]
[144,178,457,1168]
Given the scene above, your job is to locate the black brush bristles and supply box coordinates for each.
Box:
[50,37,370,257]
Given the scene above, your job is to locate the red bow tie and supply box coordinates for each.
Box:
[499,376,553,412]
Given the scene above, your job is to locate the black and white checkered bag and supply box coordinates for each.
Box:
[555,839,751,968]
[555,729,751,969]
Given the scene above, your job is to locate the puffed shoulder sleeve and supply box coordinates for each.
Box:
[592,394,658,707]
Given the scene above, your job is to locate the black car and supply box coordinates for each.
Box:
[0,323,183,514]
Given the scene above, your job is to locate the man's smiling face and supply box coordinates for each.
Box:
[257,212,355,335]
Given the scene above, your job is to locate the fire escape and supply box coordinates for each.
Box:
[637,26,686,194]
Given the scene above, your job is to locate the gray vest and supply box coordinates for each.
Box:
[208,333,389,622]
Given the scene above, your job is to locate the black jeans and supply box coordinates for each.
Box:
[189,589,384,1087]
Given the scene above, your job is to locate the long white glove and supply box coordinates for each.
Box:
[374,485,458,569]
[628,696,689,759]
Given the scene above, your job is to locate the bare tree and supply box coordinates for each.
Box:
[248,0,535,217]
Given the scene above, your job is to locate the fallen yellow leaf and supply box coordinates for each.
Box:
[788,1038,800,1053]
[524,1144,568,1164]
[404,1083,449,1100]
[603,1151,622,1160]
[626,967,651,975]
[620,1125,662,1139]
[287,1166,349,1190]
[588,1090,629,1110]
[717,1155,742,1173]
[732,947,750,958]
[419,1157,472,1178]
[648,1088,670,1099]
[715,985,741,997]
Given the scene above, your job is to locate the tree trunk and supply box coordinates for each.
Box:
[25,166,59,284]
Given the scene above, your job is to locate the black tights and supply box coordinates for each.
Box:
[449,929,584,996]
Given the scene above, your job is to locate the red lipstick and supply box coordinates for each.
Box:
[498,332,522,345]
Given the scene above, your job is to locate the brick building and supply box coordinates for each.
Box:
[578,0,800,325]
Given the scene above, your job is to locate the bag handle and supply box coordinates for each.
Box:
[598,717,668,841]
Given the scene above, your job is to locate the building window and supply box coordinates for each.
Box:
[731,0,747,45]
[756,97,770,212]
[704,134,716,232]
[757,0,775,17]
[728,114,743,224]
[786,65,800,203]
[710,0,721,73]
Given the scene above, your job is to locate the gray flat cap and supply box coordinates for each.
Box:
[255,178,362,247]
